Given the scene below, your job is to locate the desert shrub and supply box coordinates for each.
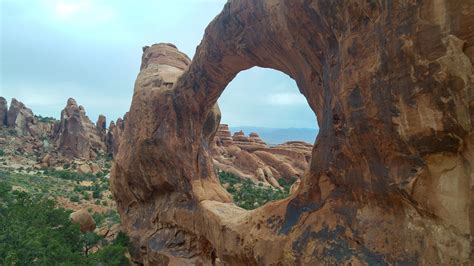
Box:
[45,169,95,181]
[34,115,57,123]
[92,210,121,227]
[0,149,4,157]
[218,171,241,186]
[0,181,12,200]
[0,192,84,264]
[70,195,80,202]
[277,176,298,193]
[218,171,291,210]
[0,191,130,265]
[83,192,90,200]
[92,190,102,199]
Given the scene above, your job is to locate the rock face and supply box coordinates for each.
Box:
[105,117,126,158]
[96,115,107,134]
[55,98,105,159]
[111,1,474,265]
[7,98,37,135]
[215,124,233,146]
[0,97,7,127]
[212,126,311,186]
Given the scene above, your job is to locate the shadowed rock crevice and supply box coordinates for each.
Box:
[111,1,474,264]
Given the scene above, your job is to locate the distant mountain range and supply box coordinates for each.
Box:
[229,126,318,145]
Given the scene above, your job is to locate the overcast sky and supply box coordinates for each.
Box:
[0,0,318,129]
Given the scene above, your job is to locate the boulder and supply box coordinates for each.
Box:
[78,164,92,174]
[111,2,474,264]
[41,154,52,167]
[90,163,101,174]
[70,209,96,232]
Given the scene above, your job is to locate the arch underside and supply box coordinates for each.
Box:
[111,0,474,264]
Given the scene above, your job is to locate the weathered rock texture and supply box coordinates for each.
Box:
[105,117,126,158]
[96,115,107,134]
[111,1,474,264]
[213,126,311,186]
[0,97,7,127]
[7,98,37,136]
[55,98,105,159]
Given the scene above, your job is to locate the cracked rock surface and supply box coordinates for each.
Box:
[111,1,474,264]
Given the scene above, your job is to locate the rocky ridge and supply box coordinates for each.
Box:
[213,124,311,187]
[0,97,125,171]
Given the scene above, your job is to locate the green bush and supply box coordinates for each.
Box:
[45,169,96,182]
[0,149,4,157]
[83,192,90,200]
[34,115,57,123]
[70,195,80,202]
[218,172,294,210]
[92,190,102,199]
[0,190,130,265]
[277,176,298,193]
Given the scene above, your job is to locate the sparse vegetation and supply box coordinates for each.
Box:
[34,114,57,123]
[0,183,129,265]
[43,168,96,181]
[218,171,296,210]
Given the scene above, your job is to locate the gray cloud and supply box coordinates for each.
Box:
[0,0,318,129]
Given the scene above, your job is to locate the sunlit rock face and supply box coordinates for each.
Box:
[111,1,474,264]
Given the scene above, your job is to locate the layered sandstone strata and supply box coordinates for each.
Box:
[111,1,474,264]
[215,124,233,146]
[213,126,311,186]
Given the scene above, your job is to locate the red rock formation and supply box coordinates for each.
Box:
[111,1,474,264]
[55,98,105,159]
[96,115,107,133]
[105,116,126,158]
[0,97,7,127]
[212,126,310,185]
[249,132,265,144]
[215,124,233,146]
[7,98,38,136]
[70,209,96,232]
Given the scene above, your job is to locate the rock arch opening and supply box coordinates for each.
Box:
[111,0,473,264]
[212,66,318,209]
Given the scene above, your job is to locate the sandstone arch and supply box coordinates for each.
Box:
[111,1,474,264]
